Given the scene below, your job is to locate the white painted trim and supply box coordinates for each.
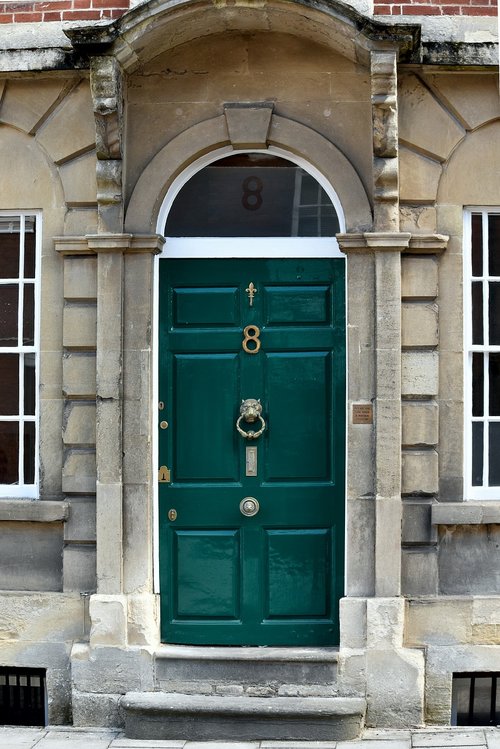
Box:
[152,150,347,594]
[0,210,41,499]
[464,207,500,500]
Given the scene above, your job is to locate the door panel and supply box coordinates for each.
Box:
[159,258,345,645]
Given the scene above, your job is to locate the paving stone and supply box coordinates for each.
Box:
[111,740,186,748]
[412,732,487,747]
[261,743,339,748]
[185,744,259,749]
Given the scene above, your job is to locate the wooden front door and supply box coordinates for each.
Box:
[158,257,345,645]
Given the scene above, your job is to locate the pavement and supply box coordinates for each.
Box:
[1,727,500,749]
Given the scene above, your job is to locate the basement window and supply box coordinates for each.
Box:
[0,667,47,726]
[452,672,500,725]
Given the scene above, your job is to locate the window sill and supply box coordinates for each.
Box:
[431,501,500,525]
[0,500,69,523]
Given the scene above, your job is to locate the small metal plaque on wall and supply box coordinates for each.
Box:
[352,403,373,425]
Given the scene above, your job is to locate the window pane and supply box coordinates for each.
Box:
[24,422,35,484]
[472,214,483,277]
[24,354,35,416]
[472,282,483,344]
[0,285,18,346]
[24,219,36,279]
[489,214,500,276]
[0,422,19,484]
[489,283,500,344]
[0,229,20,280]
[489,423,500,485]
[23,284,34,346]
[490,353,500,416]
[473,353,484,417]
[0,354,19,415]
[473,677,493,724]
[472,422,484,486]
[165,154,340,237]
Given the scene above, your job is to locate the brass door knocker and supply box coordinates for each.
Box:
[236,399,266,440]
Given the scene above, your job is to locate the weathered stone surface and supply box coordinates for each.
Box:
[401,256,438,300]
[432,502,500,525]
[127,593,158,647]
[0,522,63,591]
[72,689,123,728]
[366,647,425,728]
[64,496,96,542]
[400,205,437,234]
[0,500,68,523]
[72,643,153,694]
[63,544,96,593]
[63,401,96,447]
[399,74,465,162]
[63,352,96,398]
[340,598,367,650]
[89,594,127,647]
[63,305,97,349]
[62,449,96,494]
[59,151,98,205]
[406,598,472,646]
[37,80,95,164]
[423,73,500,132]
[366,598,405,651]
[401,548,439,596]
[224,103,273,148]
[399,148,442,204]
[123,484,152,594]
[0,78,69,134]
[402,402,438,447]
[345,497,375,597]
[439,525,500,595]
[401,303,438,348]
[64,256,97,301]
[402,352,439,397]
[402,501,436,544]
[0,591,82,642]
[402,450,439,495]
[96,483,122,593]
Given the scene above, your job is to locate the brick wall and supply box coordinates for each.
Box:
[374,0,497,15]
[0,0,129,23]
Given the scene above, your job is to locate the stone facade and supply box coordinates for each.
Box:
[0,0,499,736]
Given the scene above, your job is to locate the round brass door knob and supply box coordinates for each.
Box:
[240,497,260,517]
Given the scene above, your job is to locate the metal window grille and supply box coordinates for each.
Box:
[452,672,500,726]
[0,667,46,726]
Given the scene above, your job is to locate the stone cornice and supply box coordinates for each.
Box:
[338,232,448,254]
[54,234,165,255]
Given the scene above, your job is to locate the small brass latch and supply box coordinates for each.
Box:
[158,466,171,483]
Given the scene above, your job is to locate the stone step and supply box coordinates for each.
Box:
[121,692,366,742]
[154,645,339,689]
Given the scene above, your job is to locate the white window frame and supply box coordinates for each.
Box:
[0,211,41,499]
[464,207,500,500]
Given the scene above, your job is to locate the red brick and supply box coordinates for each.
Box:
[38,1,72,10]
[42,10,62,19]
[374,4,393,11]
[108,7,126,16]
[0,12,14,21]
[6,3,33,11]
[14,11,43,19]
[463,4,496,11]
[400,4,441,11]
[72,0,92,8]
[62,7,101,17]
[440,6,463,12]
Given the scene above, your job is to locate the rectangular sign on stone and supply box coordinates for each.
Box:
[352,403,373,425]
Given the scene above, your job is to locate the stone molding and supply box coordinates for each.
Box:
[223,103,274,149]
[0,499,69,522]
[431,501,500,525]
[54,234,165,255]
[338,232,448,254]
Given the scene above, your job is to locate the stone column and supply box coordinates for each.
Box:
[371,50,399,233]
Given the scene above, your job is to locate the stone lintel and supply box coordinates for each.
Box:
[0,499,69,522]
[55,234,165,255]
[431,501,500,525]
[407,234,448,254]
[338,232,411,253]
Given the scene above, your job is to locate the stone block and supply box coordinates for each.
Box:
[127,594,159,647]
[366,598,405,651]
[64,208,99,236]
[123,485,152,595]
[366,647,425,728]
[37,81,95,164]
[63,353,96,398]
[0,592,82,643]
[337,650,366,695]
[402,401,438,447]
[401,303,438,348]
[400,205,437,234]
[0,522,63,592]
[439,525,500,595]
[64,496,96,542]
[63,304,97,350]
[402,501,436,544]
[401,352,439,397]
[472,596,500,626]
[96,483,122,593]
[401,256,438,300]
[340,598,367,650]
[374,497,402,598]
[402,450,438,495]
[63,544,96,593]
[72,689,123,728]
[224,104,273,148]
[63,401,96,447]
[89,594,127,647]
[59,151,98,205]
[64,256,97,301]
[0,78,68,134]
[423,73,500,132]
[345,497,375,597]
[399,148,442,204]
[401,548,439,596]
[62,449,96,494]
[72,644,153,694]
[399,74,465,162]
[406,598,472,646]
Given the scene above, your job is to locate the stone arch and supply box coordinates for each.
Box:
[125,110,372,234]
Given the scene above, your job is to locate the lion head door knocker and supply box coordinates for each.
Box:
[236,398,266,440]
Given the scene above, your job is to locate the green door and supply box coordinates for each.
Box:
[159,258,345,646]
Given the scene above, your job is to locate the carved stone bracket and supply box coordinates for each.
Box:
[90,57,125,233]
[371,50,399,233]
